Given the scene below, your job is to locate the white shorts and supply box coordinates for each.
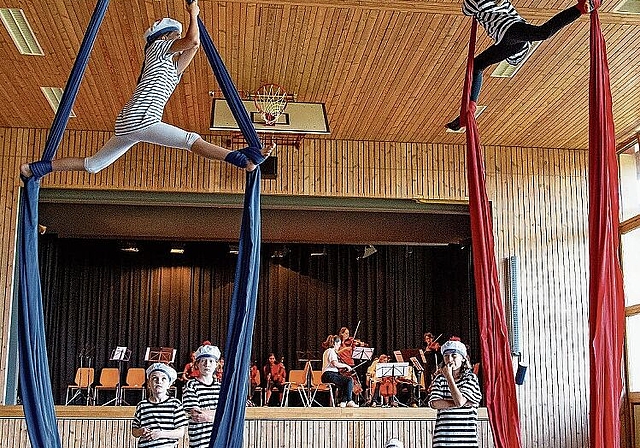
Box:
[84,122,200,173]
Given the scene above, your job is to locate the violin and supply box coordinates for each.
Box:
[426,341,440,351]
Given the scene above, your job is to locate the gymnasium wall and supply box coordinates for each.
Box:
[0,126,590,447]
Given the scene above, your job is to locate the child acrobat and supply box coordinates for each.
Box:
[21,0,273,180]
[445,0,598,131]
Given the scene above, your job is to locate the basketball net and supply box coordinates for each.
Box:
[253,84,288,126]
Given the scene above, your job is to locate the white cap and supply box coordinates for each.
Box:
[146,363,177,384]
[440,340,468,358]
[195,342,221,361]
[144,18,182,43]
[384,438,404,448]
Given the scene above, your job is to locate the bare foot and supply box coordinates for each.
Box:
[244,142,276,172]
[20,163,33,178]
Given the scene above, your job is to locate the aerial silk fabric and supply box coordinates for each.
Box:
[197,18,263,448]
[17,1,110,447]
[587,10,625,448]
[460,20,522,448]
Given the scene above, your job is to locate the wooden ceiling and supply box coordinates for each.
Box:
[0,0,639,149]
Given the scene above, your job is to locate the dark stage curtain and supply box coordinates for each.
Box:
[39,239,477,403]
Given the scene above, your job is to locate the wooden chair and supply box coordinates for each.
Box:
[120,367,146,404]
[65,367,95,405]
[310,370,335,407]
[93,367,120,405]
[282,369,309,407]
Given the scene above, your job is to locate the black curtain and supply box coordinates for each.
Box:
[38,237,477,404]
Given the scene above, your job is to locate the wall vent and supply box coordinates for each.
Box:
[41,87,76,117]
[0,8,44,56]
[613,0,640,14]
[490,41,541,78]
[445,105,487,133]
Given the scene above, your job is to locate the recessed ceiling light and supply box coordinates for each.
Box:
[0,8,44,56]
[445,106,487,133]
[41,87,76,117]
[490,41,541,78]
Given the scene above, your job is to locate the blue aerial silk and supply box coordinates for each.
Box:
[18,3,261,447]
[17,1,110,447]
[197,18,263,448]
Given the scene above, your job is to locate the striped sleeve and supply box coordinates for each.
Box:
[458,372,482,405]
[132,398,188,448]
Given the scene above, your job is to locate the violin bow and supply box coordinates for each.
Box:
[352,320,362,340]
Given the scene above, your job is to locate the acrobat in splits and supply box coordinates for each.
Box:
[446,0,597,131]
[21,0,273,179]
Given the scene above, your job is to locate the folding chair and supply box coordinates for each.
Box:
[310,370,335,407]
[120,367,146,404]
[93,367,120,405]
[65,367,95,405]
[282,369,309,407]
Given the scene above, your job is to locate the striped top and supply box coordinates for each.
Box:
[428,370,482,448]
[182,378,222,448]
[132,397,188,448]
[462,0,530,65]
[115,39,181,135]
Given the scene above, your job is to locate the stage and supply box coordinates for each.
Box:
[0,405,495,447]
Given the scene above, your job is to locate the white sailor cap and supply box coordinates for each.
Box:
[440,340,468,358]
[146,363,178,384]
[195,342,221,361]
[144,18,182,43]
[384,438,404,448]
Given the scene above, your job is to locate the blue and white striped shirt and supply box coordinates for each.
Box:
[182,378,222,448]
[115,39,181,135]
[429,370,482,447]
[132,397,188,448]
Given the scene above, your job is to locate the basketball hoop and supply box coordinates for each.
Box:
[253,84,288,126]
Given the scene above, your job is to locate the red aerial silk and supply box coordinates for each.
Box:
[587,10,625,448]
[461,20,522,448]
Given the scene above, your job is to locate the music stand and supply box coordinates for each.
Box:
[409,356,425,407]
[352,346,374,361]
[296,350,322,407]
[376,362,409,407]
[144,347,176,364]
[66,345,95,405]
[103,346,131,406]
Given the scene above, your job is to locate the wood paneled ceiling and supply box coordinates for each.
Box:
[1,0,639,149]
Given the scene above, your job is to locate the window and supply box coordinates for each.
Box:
[618,136,640,399]
[619,140,640,221]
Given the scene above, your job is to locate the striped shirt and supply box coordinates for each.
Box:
[132,397,188,448]
[462,0,530,65]
[115,39,181,135]
[429,370,482,448]
[182,378,222,448]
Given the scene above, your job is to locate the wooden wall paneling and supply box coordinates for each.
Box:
[0,412,496,448]
[0,126,594,447]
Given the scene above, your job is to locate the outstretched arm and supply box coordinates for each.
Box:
[171,0,200,74]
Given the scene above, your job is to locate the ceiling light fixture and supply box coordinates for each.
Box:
[120,242,139,253]
[41,87,76,117]
[170,244,185,255]
[357,245,377,260]
[0,8,44,56]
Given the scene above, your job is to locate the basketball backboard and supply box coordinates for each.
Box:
[210,99,330,135]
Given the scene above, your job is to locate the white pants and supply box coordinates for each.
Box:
[84,122,200,173]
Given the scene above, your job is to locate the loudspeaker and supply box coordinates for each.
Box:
[261,156,277,179]
[515,362,528,385]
